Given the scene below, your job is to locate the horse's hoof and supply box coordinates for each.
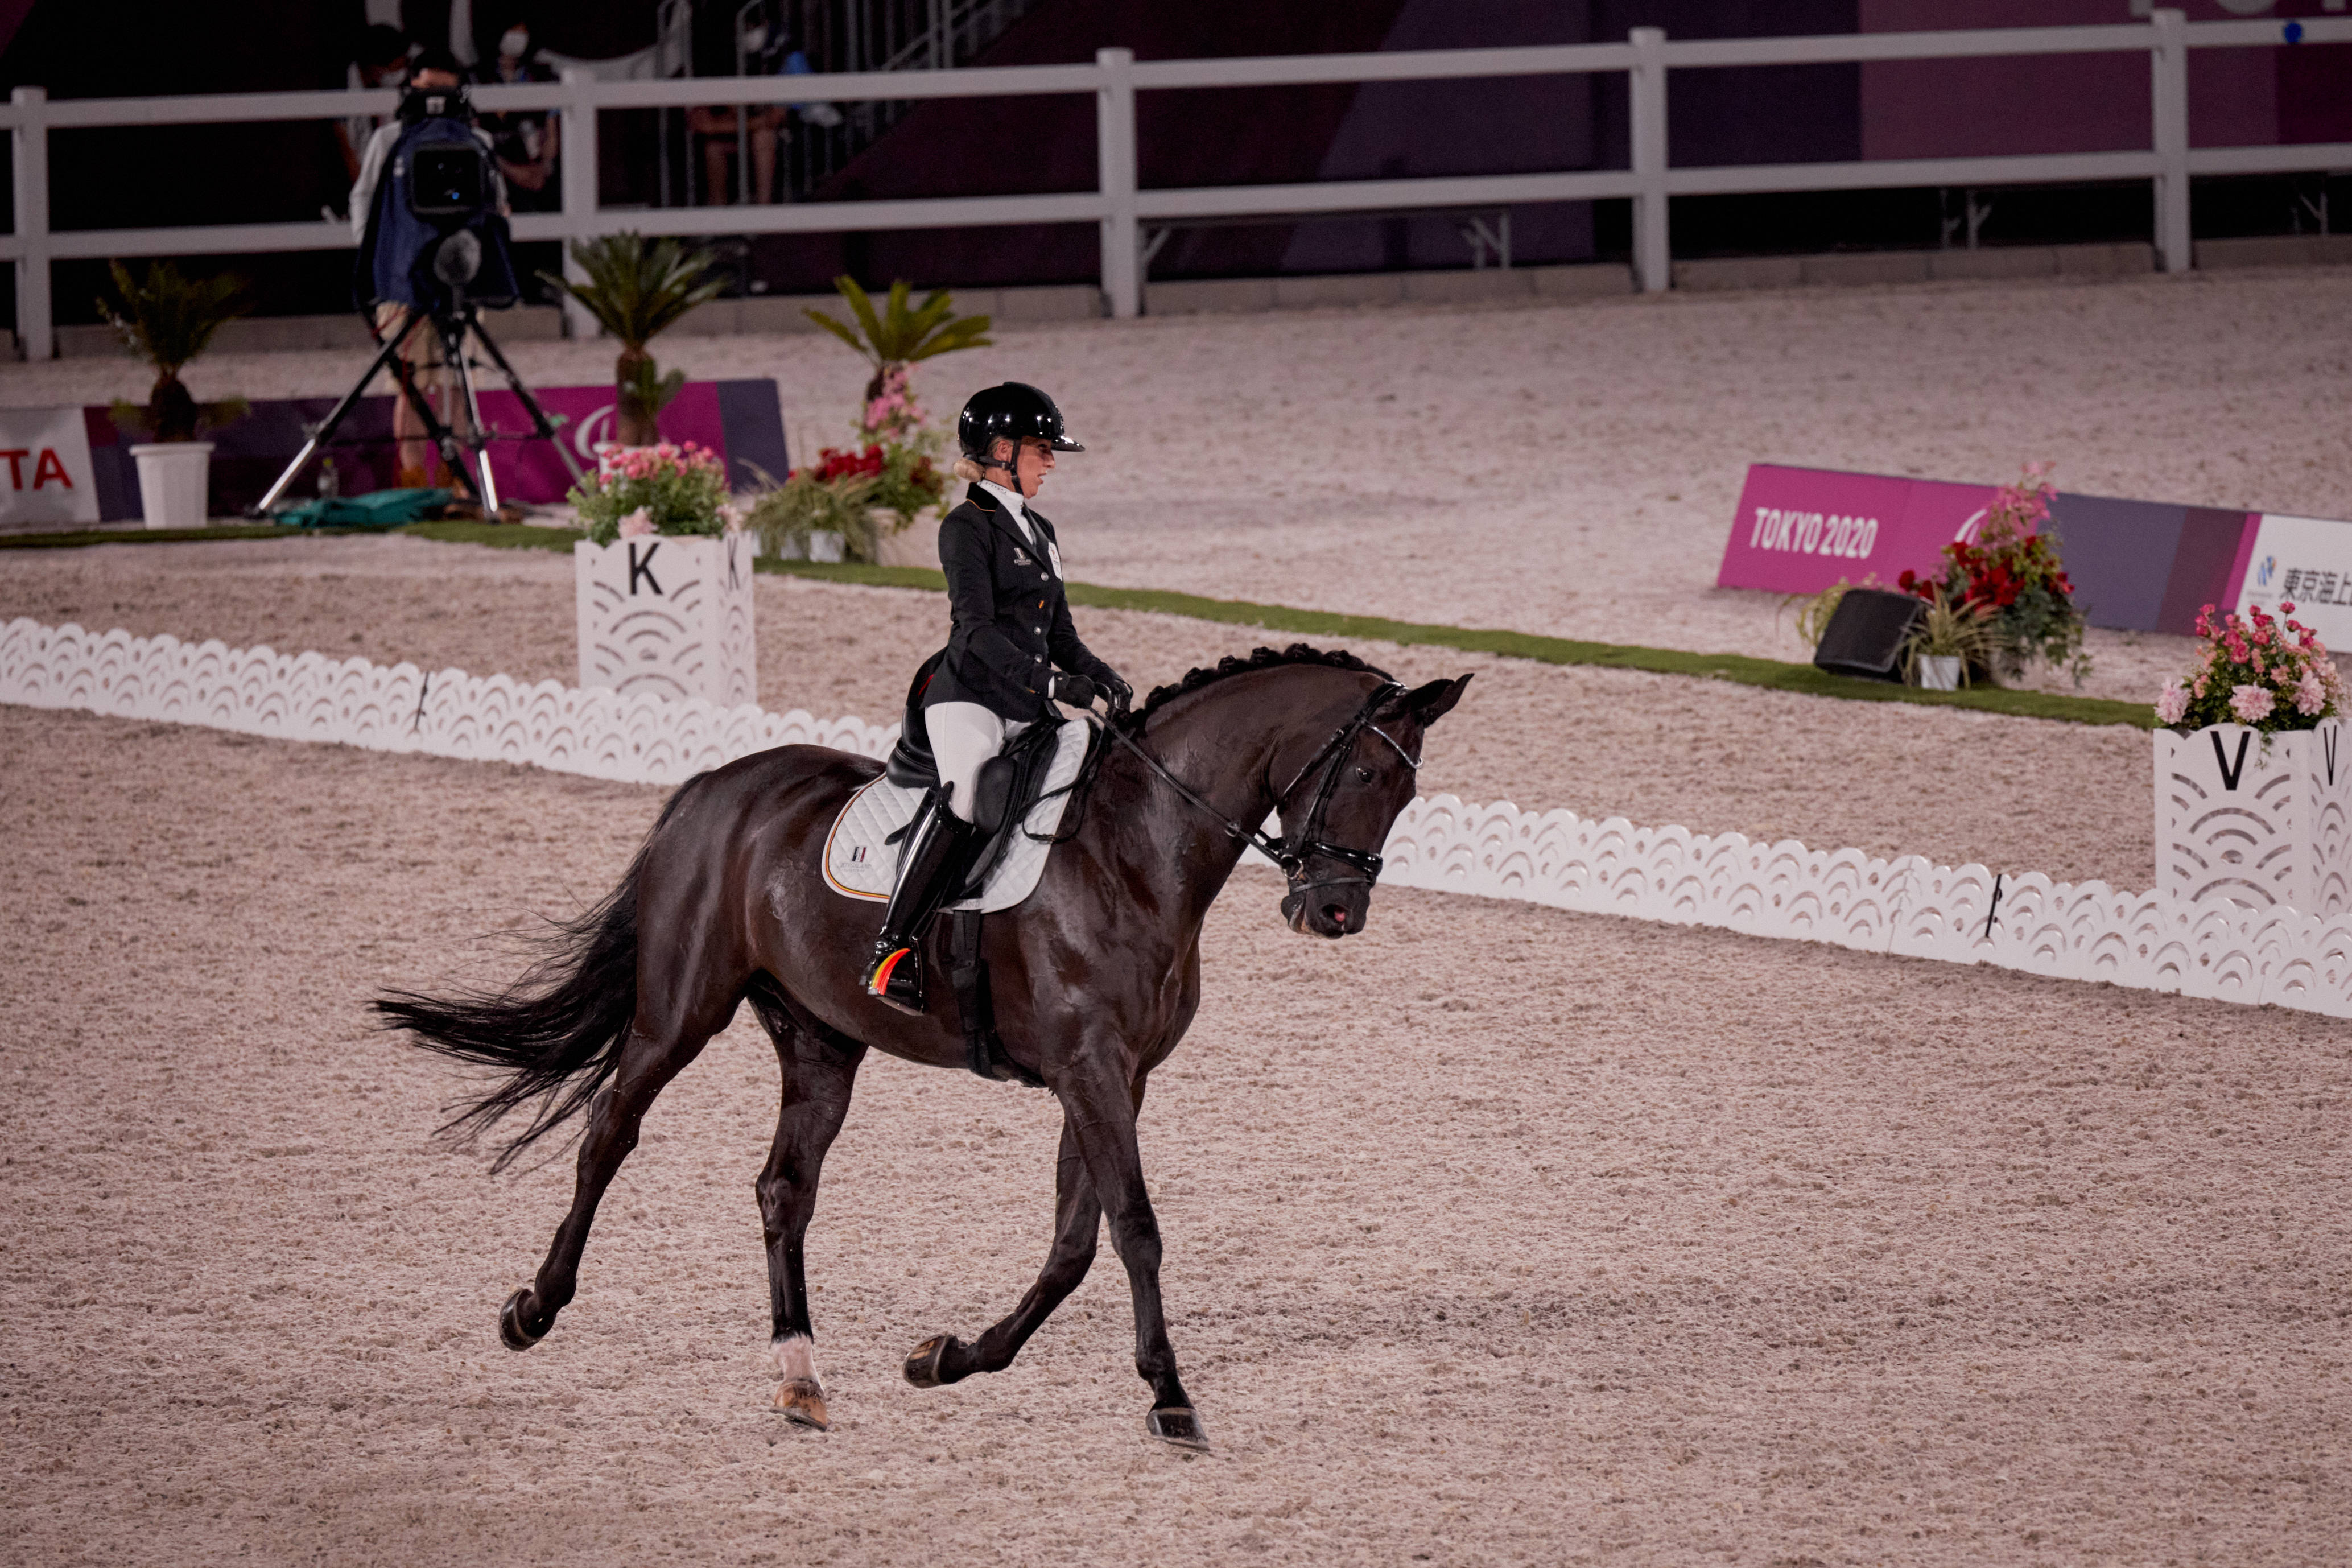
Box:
[498,1288,544,1352]
[773,1377,830,1430]
[1145,1406,1210,1451]
[903,1334,958,1388]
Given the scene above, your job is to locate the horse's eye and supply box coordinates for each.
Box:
[1356,766,1373,782]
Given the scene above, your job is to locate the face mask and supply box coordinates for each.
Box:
[742,24,768,51]
[500,29,529,59]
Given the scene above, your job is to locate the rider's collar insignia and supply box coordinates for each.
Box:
[1013,546,1032,565]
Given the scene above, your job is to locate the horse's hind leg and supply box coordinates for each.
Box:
[746,983,865,1431]
[501,997,731,1350]
[904,1111,1101,1389]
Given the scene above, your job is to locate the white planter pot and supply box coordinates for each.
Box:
[1916,654,1962,691]
[807,529,845,564]
[575,531,757,708]
[2156,719,2352,914]
[130,442,213,530]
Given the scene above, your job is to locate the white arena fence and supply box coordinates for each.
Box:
[10,614,2352,1021]
[5,9,2350,357]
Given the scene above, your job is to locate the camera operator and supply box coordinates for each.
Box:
[348,49,509,492]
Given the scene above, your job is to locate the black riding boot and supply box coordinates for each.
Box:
[862,798,982,1016]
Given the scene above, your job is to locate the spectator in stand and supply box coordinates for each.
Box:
[688,15,790,205]
[473,11,560,213]
[334,24,411,185]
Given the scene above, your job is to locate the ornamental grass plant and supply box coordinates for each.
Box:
[2157,600,2345,732]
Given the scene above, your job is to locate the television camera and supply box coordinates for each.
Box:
[255,78,581,517]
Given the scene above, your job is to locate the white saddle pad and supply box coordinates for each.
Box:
[821,720,1092,912]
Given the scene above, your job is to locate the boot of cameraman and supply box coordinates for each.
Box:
[348,49,507,493]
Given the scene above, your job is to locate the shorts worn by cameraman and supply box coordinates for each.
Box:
[926,702,1030,823]
[374,303,474,486]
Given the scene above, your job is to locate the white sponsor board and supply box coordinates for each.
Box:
[0,406,98,529]
[2237,513,2352,648]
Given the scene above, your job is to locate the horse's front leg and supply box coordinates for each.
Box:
[904,1111,1101,1388]
[1058,1059,1204,1450]
[752,1005,865,1431]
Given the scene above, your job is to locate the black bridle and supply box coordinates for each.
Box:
[1095,681,1420,901]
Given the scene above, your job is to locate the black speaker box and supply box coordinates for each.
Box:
[1812,587,1925,682]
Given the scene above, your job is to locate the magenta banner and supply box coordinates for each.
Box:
[1719,464,1997,596]
[83,379,790,521]
[1718,462,2275,636]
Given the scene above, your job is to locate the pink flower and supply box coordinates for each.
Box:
[2296,669,2330,716]
[618,508,654,538]
[2229,683,2275,723]
[718,502,745,533]
[2155,682,2189,725]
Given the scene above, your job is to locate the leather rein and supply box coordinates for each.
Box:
[1093,681,1418,891]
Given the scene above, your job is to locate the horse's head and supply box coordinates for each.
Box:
[1274,672,1472,939]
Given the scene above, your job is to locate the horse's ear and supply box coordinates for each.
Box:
[1398,673,1472,725]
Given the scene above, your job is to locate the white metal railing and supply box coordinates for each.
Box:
[3,9,2348,360]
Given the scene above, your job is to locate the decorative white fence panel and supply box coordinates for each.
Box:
[0,618,888,784]
[5,9,2350,353]
[9,613,2350,1020]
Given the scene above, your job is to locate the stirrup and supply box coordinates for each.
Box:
[864,936,926,1016]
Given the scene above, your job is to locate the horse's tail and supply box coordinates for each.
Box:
[373,783,694,1172]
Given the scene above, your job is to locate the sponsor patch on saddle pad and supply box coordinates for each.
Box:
[821,720,1092,911]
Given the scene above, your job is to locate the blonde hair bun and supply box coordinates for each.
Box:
[951,456,985,482]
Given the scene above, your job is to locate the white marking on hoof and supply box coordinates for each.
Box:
[767,1332,819,1385]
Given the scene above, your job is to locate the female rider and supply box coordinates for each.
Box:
[862,382,1131,1013]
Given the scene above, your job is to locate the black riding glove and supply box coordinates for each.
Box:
[1049,671,1098,709]
[1102,672,1134,717]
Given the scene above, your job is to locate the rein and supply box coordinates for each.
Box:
[1093,681,1417,884]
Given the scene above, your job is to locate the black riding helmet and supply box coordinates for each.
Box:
[957,381,1083,464]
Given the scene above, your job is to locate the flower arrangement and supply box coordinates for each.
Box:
[1897,463,2090,686]
[740,361,956,564]
[1902,581,2002,687]
[2156,600,2343,733]
[572,441,736,546]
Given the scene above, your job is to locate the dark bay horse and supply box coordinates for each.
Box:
[377,645,1471,1449]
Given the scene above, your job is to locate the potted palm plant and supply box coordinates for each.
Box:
[804,275,993,405]
[539,234,725,448]
[97,259,249,529]
[802,277,989,564]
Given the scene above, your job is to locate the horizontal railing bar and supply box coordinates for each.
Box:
[1134,170,1641,221]
[1661,23,2151,69]
[13,138,2344,265]
[554,61,1104,110]
[1668,149,2160,197]
[0,218,352,261]
[2188,140,2352,176]
[1128,42,1636,90]
[510,190,1111,239]
[2185,16,2352,47]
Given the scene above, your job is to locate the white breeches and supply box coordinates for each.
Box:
[926,702,1031,822]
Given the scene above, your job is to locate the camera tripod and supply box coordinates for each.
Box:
[252,302,584,517]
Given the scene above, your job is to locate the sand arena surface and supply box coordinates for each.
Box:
[6,704,2351,1566]
[6,271,2352,1562]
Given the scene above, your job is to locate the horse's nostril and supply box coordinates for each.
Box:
[1324,905,1349,927]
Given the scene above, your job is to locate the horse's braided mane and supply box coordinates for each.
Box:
[1127,643,1393,728]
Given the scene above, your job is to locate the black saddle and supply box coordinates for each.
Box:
[884,649,1071,896]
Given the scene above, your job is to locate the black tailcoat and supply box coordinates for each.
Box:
[923,482,1118,721]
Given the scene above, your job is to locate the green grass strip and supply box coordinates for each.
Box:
[0,519,2156,729]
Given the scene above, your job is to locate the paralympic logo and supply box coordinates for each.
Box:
[2256,555,2277,589]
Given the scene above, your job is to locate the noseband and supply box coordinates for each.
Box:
[1099,682,1418,902]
